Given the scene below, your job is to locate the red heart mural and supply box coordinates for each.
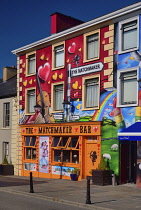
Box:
[74,127,78,133]
[68,42,76,54]
[34,129,37,133]
[74,92,78,98]
[38,62,50,81]
[93,126,98,132]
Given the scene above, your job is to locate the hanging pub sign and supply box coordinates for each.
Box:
[21,122,101,136]
[71,62,104,77]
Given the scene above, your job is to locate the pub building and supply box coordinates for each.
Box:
[12,3,141,184]
[21,122,101,180]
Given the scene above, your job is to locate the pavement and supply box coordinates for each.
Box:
[0,175,141,210]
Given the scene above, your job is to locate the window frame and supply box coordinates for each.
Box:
[117,67,139,107]
[118,16,139,54]
[3,142,9,159]
[26,51,36,76]
[51,136,79,164]
[52,42,65,70]
[51,82,64,113]
[83,29,100,63]
[3,102,10,128]
[82,74,100,110]
[23,136,37,161]
[25,87,36,115]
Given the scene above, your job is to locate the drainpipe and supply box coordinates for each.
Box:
[66,63,71,122]
[17,56,20,176]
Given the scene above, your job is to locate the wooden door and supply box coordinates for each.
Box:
[84,139,100,178]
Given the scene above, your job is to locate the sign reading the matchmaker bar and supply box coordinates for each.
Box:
[21,124,101,136]
[71,62,104,77]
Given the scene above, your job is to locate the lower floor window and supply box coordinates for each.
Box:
[24,136,37,160]
[52,136,79,164]
[3,142,9,159]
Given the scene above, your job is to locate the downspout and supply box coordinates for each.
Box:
[66,63,71,122]
[17,56,20,176]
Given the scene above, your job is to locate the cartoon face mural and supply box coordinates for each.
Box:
[90,150,97,165]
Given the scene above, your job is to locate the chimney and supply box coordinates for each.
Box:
[3,66,17,81]
[50,12,84,34]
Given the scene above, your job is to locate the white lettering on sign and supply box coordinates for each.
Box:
[70,115,80,120]
[71,62,104,77]
[53,114,63,120]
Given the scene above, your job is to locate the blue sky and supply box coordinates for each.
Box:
[0,0,139,78]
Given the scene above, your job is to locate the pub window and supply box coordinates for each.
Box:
[52,136,79,164]
[52,42,64,70]
[24,136,37,160]
[82,75,100,110]
[26,52,36,76]
[25,88,36,114]
[119,17,138,53]
[117,68,138,107]
[84,29,100,62]
[51,82,64,112]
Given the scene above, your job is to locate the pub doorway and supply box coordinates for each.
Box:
[84,136,101,179]
[120,141,137,184]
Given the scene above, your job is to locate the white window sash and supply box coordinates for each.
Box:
[27,90,35,113]
[121,71,137,105]
[87,34,98,59]
[54,85,63,110]
[85,79,99,108]
[28,55,35,74]
[55,45,64,67]
[119,17,138,52]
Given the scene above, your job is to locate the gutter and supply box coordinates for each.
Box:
[12,2,141,55]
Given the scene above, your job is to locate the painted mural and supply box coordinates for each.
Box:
[19,24,120,177]
[19,21,141,179]
[39,136,49,173]
[52,166,73,176]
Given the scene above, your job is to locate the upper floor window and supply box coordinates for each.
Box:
[117,68,138,107]
[52,42,64,69]
[26,52,36,76]
[3,102,10,128]
[51,82,64,112]
[82,75,100,110]
[119,17,138,53]
[84,30,100,62]
[25,88,36,114]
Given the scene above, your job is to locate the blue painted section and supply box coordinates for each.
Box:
[119,136,141,141]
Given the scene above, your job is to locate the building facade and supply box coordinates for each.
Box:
[12,2,141,184]
[0,67,17,174]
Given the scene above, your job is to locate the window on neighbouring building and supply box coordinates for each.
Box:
[26,52,36,75]
[51,136,79,163]
[25,88,36,114]
[82,76,100,110]
[117,69,138,106]
[119,17,138,52]
[52,42,64,69]
[3,142,9,159]
[3,102,10,127]
[52,83,64,112]
[24,136,36,160]
[84,30,99,62]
